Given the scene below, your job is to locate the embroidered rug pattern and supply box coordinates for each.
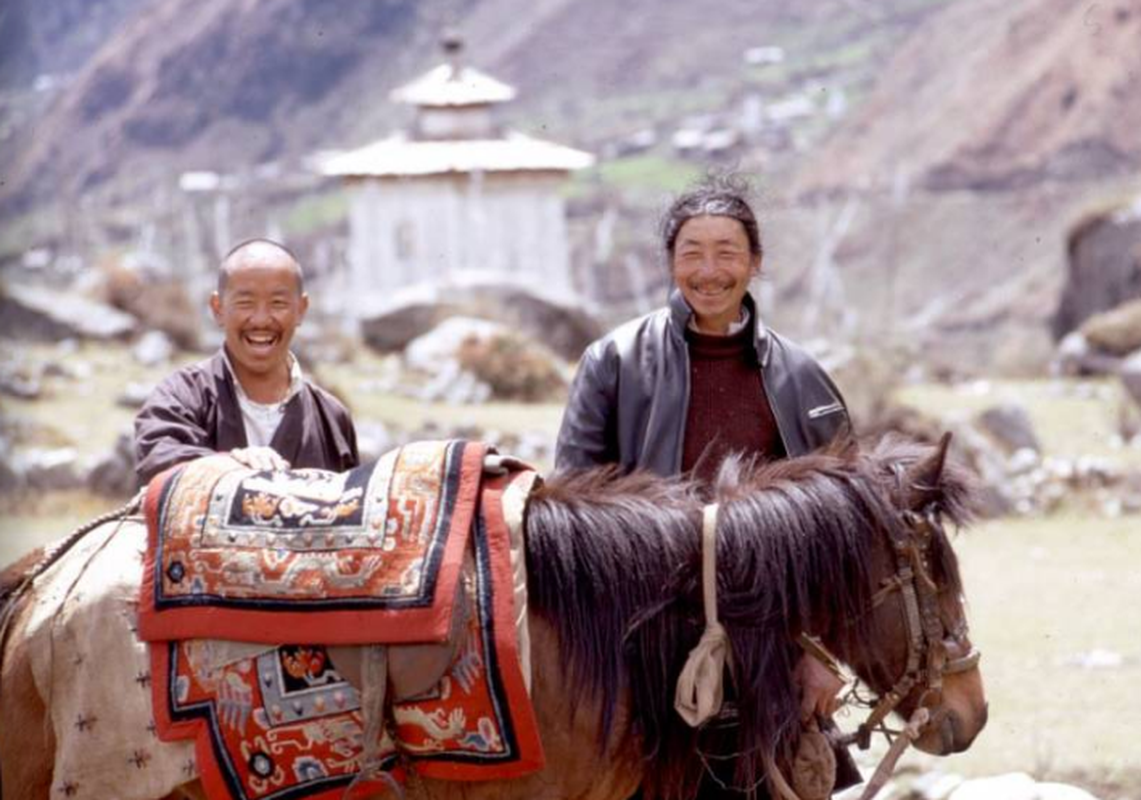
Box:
[140,446,544,799]
[140,440,485,644]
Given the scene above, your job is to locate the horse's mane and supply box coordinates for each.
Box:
[525,436,975,800]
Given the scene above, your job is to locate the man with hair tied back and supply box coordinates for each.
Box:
[134,238,359,485]
[556,177,859,799]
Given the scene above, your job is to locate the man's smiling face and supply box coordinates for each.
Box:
[210,245,308,387]
[671,215,760,334]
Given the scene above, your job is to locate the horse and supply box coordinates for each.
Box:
[0,435,987,800]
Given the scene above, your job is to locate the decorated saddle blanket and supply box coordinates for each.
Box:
[132,440,543,798]
[140,440,490,645]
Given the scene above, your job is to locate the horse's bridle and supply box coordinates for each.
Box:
[840,502,980,749]
[681,467,983,800]
[829,472,981,800]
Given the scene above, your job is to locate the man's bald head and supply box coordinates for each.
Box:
[218,239,305,295]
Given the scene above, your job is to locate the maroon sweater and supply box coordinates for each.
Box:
[681,326,785,484]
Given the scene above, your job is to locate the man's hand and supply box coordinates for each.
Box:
[229,447,290,472]
[794,652,846,721]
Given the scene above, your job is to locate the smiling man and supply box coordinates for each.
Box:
[556,179,849,482]
[555,178,857,799]
[133,239,358,485]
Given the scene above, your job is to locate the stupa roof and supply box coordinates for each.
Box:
[390,64,516,108]
[317,131,594,177]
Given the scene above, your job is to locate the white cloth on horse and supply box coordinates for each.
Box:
[675,619,731,726]
[675,503,731,727]
[502,468,538,694]
[25,517,195,800]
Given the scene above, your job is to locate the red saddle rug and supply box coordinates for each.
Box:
[141,440,486,644]
[138,440,544,800]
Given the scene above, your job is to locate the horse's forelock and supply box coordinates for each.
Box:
[863,433,980,527]
[860,434,979,601]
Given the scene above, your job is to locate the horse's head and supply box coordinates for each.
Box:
[838,433,988,756]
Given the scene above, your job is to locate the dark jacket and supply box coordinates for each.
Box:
[134,351,359,485]
[555,290,850,474]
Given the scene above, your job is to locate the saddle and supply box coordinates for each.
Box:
[332,452,536,702]
[139,440,545,798]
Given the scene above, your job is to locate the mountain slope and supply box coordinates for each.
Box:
[794,0,1141,194]
[1,0,954,212]
[2,0,426,210]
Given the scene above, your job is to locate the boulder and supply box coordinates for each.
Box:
[404,318,504,372]
[1119,349,1141,408]
[455,333,568,403]
[0,437,21,493]
[952,774,1036,800]
[1052,331,1122,377]
[86,431,137,497]
[950,774,1100,800]
[43,357,93,380]
[0,363,42,399]
[975,404,1041,453]
[1053,195,1141,339]
[361,280,603,361]
[117,382,155,409]
[910,772,965,800]
[1033,784,1101,800]
[17,447,84,492]
[416,360,493,405]
[405,317,569,403]
[355,422,395,465]
[132,330,175,366]
[0,283,136,341]
[1079,297,1141,357]
[99,260,201,349]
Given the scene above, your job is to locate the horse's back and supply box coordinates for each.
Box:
[1,559,56,800]
[1,516,195,800]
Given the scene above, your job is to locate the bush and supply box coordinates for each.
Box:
[455,333,568,403]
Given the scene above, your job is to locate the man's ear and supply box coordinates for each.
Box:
[209,291,223,323]
[751,253,763,278]
[298,292,310,323]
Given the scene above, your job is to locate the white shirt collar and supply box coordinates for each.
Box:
[221,349,304,410]
[687,305,752,336]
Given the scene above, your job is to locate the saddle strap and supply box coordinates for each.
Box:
[353,645,389,784]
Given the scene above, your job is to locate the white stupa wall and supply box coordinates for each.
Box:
[347,171,573,314]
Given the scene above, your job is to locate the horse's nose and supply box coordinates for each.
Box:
[947,702,988,753]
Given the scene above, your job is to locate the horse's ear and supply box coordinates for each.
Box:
[904,431,952,510]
